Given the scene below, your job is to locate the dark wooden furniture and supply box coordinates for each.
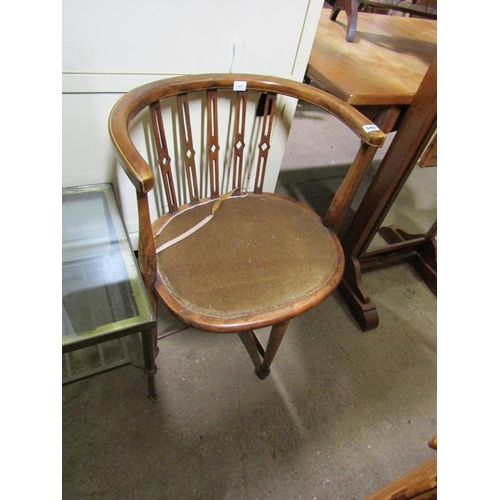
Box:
[306,8,437,133]
[109,74,385,382]
[330,0,437,42]
[62,183,157,398]
[340,57,437,330]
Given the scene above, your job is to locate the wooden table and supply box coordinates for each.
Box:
[306,8,437,132]
[340,58,437,330]
[305,9,437,330]
[328,0,437,42]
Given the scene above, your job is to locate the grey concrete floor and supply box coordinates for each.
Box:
[62,101,437,500]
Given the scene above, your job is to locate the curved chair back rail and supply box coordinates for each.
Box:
[108,73,386,388]
[109,73,385,195]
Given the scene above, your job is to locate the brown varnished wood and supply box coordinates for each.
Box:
[109,73,385,197]
[254,92,277,194]
[306,8,436,108]
[365,437,437,499]
[177,93,200,204]
[237,331,266,369]
[306,7,437,329]
[207,89,220,198]
[232,91,247,190]
[109,74,386,378]
[149,101,178,213]
[376,225,437,295]
[136,191,159,356]
[238,326,288,380]
[342,57,437,258]
[255,320,290,380]
[338,256,379,330]
[428,436,437,451]
[340,57,437,330]
[365,458,437,499]
[324,142,378,232]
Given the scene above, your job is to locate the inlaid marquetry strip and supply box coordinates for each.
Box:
[254,92,277,194]
[149,101,178,213]
[177,93,199,204]
[207,90,220,198]
[232,91,247,190]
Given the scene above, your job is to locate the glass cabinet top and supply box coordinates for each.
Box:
[62,184,155,348]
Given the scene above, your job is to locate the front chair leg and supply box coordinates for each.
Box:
[255,320,290,380]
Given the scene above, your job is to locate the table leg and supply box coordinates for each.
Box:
[356,105,402,134]
[377,222,437,295]
[141,327,158,399]
[339,57,437,330]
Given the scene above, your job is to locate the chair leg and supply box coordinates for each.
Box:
[255,320,290,380]
[330,0,359,42]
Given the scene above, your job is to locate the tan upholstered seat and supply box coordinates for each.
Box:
[109,74,385,395]
[154,193,342,327]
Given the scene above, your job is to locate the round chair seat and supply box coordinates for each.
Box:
[154,193,344,331]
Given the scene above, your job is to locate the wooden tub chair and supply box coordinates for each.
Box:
[108,74,385,396]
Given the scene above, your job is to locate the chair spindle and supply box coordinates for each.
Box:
[149,101,178,213]
[232,91,247,190]
[254,92,277,194]
[207,90,220,199]
[177,93,200,204]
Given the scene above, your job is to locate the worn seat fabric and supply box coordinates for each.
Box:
[155,193,341,319]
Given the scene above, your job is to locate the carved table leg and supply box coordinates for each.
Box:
[339,257,380,331]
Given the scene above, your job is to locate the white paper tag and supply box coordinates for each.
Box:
[363,124,380,133]
[233,81,247,91]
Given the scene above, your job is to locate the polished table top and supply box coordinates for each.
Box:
[307,9,437,106]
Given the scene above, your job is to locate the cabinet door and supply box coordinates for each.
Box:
[63,0,322,78]
[62,0,324,245]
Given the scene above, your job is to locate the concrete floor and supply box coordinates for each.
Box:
[62,101,437,499]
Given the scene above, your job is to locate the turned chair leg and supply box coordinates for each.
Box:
[255,320,290,380]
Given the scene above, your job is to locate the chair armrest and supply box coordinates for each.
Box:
[109,100,155,194]
[250,74,386,148]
